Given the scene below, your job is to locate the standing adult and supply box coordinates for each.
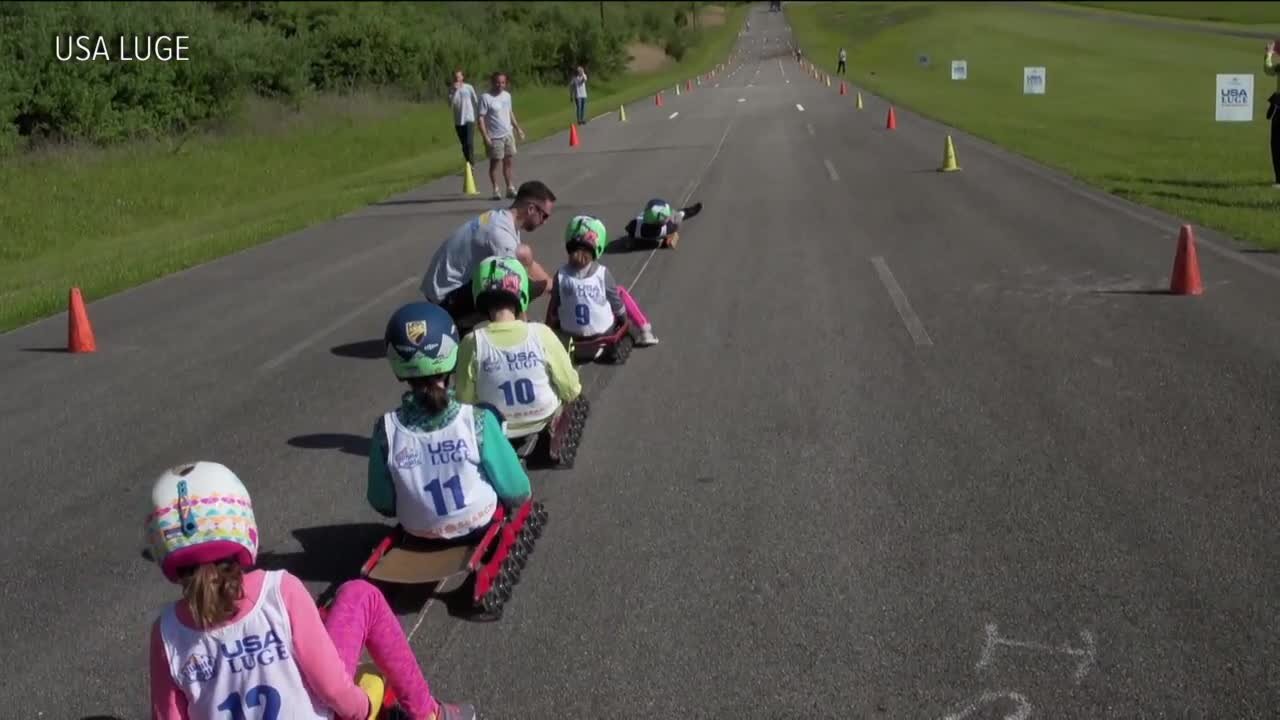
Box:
[448,69,480,167]
[837,47,847,75]
[420,180,556,327]
[478,72,527,201]
[1266,41,1280,188]
[570,66,588,125]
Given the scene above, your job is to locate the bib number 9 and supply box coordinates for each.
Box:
[574,303,590,326]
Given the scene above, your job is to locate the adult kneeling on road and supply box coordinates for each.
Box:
[420,180,556,326]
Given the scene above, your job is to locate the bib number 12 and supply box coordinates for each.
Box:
[218,686,281,720]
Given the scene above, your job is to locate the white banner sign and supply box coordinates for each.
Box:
[952,60,968,80]
[1023,66,1046,94]
[1215,73,1254,122]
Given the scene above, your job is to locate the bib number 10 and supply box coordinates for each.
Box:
[218,686,281,720]
[498,378,536,406]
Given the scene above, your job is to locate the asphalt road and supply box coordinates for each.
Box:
[4,6,1280,719]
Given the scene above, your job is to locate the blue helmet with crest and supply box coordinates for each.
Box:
[384,302,460,380]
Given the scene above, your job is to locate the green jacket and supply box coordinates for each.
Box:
[366,391,532,518]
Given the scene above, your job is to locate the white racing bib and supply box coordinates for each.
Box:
[556,265,615,336]
[384,405,498,539]
[473,327,560,427]
[159,570,331,720]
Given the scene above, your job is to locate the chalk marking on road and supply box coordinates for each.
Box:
[668,111,680,120]
[796,103,805,112]
[778,58,786,82]
[628,116,735,293]
[747,83,754,88]
[737,97,746,103]
[806,123,815,136]
[260,276,417,372]
[976,623,1097,682]
[940,691,1032,720]
[871,257,933,347]
[823,158,840,182]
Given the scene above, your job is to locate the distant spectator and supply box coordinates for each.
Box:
[1266,41,1280,188]
[570,66,588,125]
[448,69,480,167]
[478,72,526,201]
[837,47,847,75]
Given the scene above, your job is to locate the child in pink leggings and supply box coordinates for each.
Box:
[144,461,475,720]
[548,214,659,347]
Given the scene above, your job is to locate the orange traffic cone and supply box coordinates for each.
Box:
[569,123,579,148]
[839,80,847,95]
[655,92,664,107]
[686,79,693,92]
[1169,225,1204,295]
[68,287,97,353]
[886,106,897,130]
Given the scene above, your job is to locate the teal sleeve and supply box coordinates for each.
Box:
[478,409,532,506]
[366,418,397,518]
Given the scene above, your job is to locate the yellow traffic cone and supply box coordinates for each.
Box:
[619,105,627,122]
[463,162,478,195]
[856,92,864,110]
[939,135,961,172]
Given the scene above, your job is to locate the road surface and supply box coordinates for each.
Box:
[3,5,1280,719]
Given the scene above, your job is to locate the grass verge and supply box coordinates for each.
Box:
[787,2,1280,252]
[1060,2,1280,28]
[0,4,746,334]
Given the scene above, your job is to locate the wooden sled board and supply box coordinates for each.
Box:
[366,542,475,584]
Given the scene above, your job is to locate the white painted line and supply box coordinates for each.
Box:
[871,257,933,347]
[668,111,679,120]
[260,276,418,371]
[737,98,746,103]
[629,117,736,293]
[795,103,805,112]
[778,58,786,81]
[823,158,840,182]
[806,123,815,136]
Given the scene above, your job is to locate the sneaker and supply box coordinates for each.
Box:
[492,189,502,200]
[436,703,478,720]
[635,325,660,346]
[506,186,517,199]
[681,201,703,220]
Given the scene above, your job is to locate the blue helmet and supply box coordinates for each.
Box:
[384,302,460,380]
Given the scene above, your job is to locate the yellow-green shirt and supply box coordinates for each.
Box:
[455,319,582,434]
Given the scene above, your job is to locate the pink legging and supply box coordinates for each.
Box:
[324,579,437,719]
[618,286,650,328]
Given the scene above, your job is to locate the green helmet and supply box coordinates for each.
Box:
[642,199,674,225]
[564,215,608,258]
[471,255,530,314]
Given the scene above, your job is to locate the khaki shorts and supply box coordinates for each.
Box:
[487,135,517,160]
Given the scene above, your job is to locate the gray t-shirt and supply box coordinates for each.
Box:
[421,208,521,302]
[478,90,514,139]
[449,83,478,125]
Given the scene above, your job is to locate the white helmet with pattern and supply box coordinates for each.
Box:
[144,461,258,582]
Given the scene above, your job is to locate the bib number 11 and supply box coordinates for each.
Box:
[425,474,467,516]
